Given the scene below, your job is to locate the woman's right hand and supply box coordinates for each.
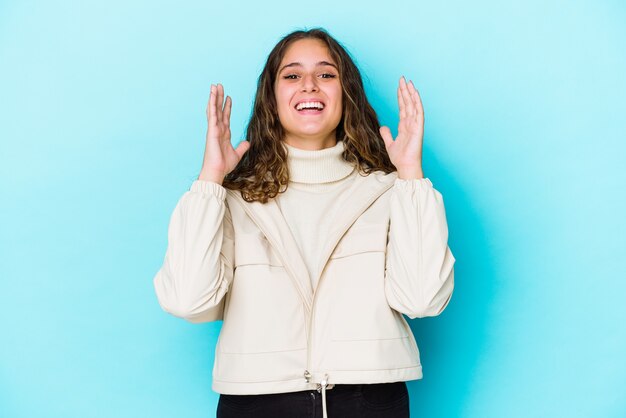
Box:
[198,84,250,184]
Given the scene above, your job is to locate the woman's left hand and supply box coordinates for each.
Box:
[380,76,425,179]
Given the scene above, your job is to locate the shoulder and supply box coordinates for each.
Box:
[351,169,399,207]
[364,170,398,192]
[371,169,398,183]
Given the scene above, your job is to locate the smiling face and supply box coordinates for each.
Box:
[274,38,343,150]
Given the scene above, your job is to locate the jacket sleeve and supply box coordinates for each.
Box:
[153,180,235,323]
[384,177,455,319]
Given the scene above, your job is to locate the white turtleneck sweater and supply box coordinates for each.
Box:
[276,140,357,290]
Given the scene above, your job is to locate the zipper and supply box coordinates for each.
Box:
[303,186,393,385]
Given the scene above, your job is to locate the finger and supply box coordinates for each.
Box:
[234,140,251,159]
[223,95,232,127]
[379,126,394,149]
[399,76,415,117]
[408,80,424,122]
[207,84,217,127]
[216,83,224,122]
[397,83,406,120]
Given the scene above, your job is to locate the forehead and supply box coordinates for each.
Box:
[280,38,335,65]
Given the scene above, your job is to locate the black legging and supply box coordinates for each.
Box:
[216,381,409,418]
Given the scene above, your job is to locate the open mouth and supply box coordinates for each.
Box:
[295,101,325,113]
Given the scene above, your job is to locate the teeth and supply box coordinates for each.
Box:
[296,101,324,111]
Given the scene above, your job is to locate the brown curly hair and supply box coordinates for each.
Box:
[222,27,395,203]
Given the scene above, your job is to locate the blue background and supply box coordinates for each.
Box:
[1,1,624,417]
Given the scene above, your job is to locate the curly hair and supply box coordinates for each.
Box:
[222,27,395,203]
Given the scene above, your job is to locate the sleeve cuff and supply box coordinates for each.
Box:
[190,180,227,201]
[393,177,433,191]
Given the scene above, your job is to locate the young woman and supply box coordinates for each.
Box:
[153,28,455,418]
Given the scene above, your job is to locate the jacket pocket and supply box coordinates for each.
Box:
[330,223,388,259]
[326,223,410,341]
[218,264,307,354]
[234,232,283,267]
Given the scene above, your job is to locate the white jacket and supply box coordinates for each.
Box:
[153,170,455,404]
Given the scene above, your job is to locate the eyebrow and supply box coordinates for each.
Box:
[278,61,338,74]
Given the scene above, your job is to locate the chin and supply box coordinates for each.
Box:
[298,129,336,139]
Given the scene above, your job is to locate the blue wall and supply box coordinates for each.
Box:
[1,1,624,417]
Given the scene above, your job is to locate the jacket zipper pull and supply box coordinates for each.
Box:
[304,370,312,382]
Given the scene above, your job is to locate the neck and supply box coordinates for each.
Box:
[282,131,337,151]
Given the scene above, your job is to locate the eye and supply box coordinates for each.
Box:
[320,73,337,79]
[283,74,299,80]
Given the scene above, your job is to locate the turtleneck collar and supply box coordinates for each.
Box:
[282,140,355,184]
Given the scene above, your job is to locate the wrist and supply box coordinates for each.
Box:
[198,168,225,184]
[396,165,424,180]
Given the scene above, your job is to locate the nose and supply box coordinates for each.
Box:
[301,74,319,92]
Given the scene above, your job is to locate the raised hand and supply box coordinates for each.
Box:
[198,83,250,184]
[379,76,425,179]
